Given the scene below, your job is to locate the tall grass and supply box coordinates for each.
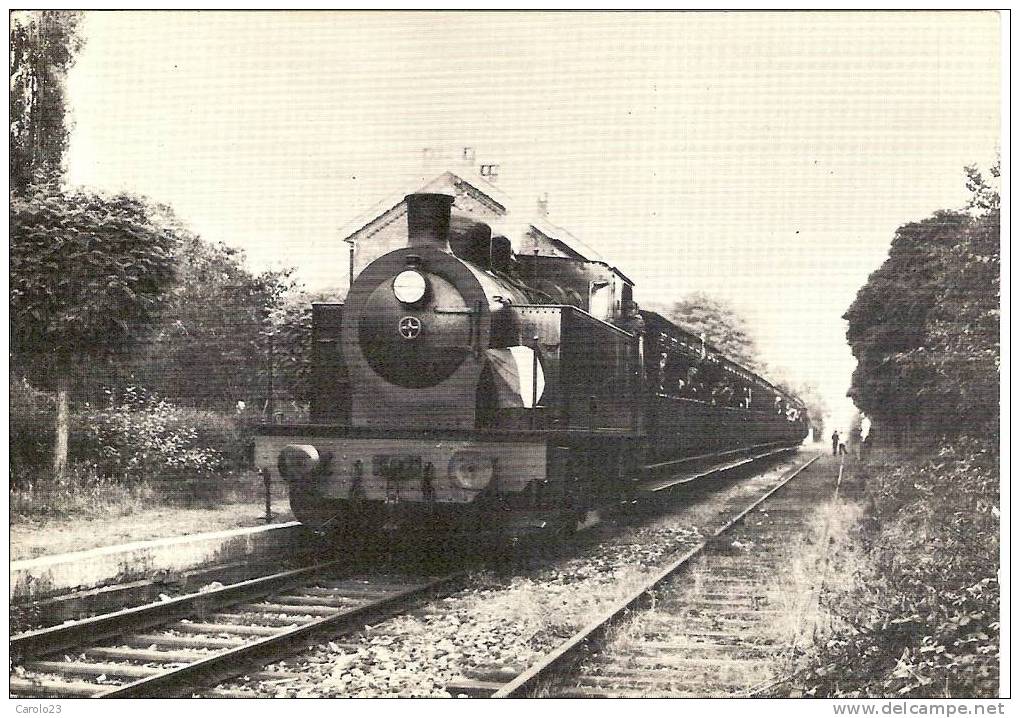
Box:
[9,464,280,523]
[10,464,155,520]
[790,439,999,698]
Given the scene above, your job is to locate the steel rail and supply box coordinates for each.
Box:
[97,571,466,698]
[491,453,821,698]
[643,441,787,472]
[640,445,797,493]
[10,562,342,662]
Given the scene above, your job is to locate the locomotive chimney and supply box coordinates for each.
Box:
[405,193,455,252]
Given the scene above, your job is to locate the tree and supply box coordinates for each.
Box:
[117,227,295,412]
[844,211,967,433]
[10,10,84,191]
[94,225,342,415]
[908,203,999,434]
[660,292,764,371]
[964,161,1000,213]
[844,165,1000,442]
[11,187,178,479]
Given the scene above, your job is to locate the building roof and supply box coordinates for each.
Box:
[340,169,619,274]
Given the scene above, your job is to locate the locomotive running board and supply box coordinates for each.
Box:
[637,445,796,494]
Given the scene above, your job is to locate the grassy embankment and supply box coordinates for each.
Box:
[785,437,999,698]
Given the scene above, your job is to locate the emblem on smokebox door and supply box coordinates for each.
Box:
[398,316,422,339]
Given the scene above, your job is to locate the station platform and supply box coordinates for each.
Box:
[10,521,308,604]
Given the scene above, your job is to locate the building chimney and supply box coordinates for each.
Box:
[536,192,549,216]
[479,163,500,182]
[405,193,455,252]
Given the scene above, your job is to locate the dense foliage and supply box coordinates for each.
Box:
[9,10,83,190]
[117,227,294,411]
[72,387,244,500]
[11,187,178,367]
[794,165,1001,698]
[844,167,1000,441]
[9,376,56,475]
[8,185,313,487]
[7,10,310,504]
[11,184,181,478]
[10,379,252,501]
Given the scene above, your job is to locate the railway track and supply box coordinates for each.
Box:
[10,563,464,698]
[457,453,830,698]
[10,449,815,699]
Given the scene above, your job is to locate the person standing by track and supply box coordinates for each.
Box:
[851,426,863,460]
[831,430,840,456]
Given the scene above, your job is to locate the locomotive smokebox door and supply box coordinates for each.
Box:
[341,194,494,430]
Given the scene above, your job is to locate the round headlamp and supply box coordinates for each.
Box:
[393,270,427,304]
[448,451,495,491]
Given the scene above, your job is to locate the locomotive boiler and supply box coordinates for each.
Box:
[255,192,808,539]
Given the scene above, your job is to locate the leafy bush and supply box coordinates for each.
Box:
[795,438,999,698]
[71,387,247,502]
[9,375,55,488]
[10,377,258,507]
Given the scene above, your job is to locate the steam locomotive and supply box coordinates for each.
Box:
[255,192,807,539]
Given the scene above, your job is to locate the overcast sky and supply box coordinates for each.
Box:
[64,11,1001,431]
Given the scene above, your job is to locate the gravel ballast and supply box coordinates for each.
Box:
[219,456,805,697]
